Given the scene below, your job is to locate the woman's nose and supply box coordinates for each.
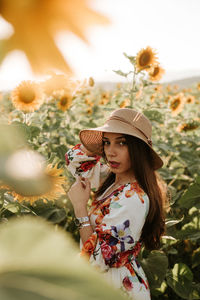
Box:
[106,143,117,156]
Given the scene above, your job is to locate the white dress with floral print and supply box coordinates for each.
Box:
[66,144,151,300]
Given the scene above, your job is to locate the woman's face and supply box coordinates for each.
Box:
[102,132,133,177]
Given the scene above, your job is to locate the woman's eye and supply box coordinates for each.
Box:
[103,140,109,145]
[119,141,126,146]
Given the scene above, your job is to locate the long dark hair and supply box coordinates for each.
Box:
[94,134,167,250]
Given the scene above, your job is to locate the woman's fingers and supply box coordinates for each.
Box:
[84,178,91,192]
[67,177,91,209]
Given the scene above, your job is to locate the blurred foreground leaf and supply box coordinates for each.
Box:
[0,216,126,300]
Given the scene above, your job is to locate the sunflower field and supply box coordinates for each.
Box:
[0,48,200,300]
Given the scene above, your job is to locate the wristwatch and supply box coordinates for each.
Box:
[75,216,90,227]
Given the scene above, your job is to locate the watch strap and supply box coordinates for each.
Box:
[76,216,89,223]
[74,216,89,227]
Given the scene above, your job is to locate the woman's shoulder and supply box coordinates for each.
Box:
[116,182,149,206]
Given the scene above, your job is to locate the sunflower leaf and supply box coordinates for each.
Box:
[139,250,168,290]
[178,176,200,208]
[166,263,193,299]
[113,70,132,78]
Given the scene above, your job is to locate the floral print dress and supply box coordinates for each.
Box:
[66,144,151,300]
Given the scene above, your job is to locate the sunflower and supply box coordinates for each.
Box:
[84,97,94,107]
[185,95,195,104]
[120,98,130,108]
[170,93,185,116]
[99,91,110,105]
[135,89,143,99]
[154,85,163,92]
[135,46,158,71]
[88,77,95,87]
[87,107,93,114]
[177,121,199,132]
[55,90,73,111]
[0,182,10,191]
[150,94,156,103]
[164,95,172,103]
[11,81,44,112]
[10,164,66,204]
[148,65,165,81]
[166,85,172,92]
[41,73,76,96]
[0,0,110,74]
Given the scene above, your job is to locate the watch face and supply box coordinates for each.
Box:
[74,218,80,226]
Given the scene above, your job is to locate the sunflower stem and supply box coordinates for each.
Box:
[130,68,137,107]
[24,112,27,124]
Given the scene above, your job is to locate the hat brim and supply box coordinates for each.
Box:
[79,120,163,170]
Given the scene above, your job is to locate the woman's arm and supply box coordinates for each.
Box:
[65,144,108,190]
[68,176,93,244]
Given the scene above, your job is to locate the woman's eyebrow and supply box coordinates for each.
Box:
[102,136,125,140]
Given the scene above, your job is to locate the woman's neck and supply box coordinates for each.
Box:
[114,173,135,185]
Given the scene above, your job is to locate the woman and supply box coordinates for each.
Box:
[66,108,166,300]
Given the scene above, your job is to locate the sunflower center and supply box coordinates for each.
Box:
[139,52,151,67]
[152,67,159,76]
[186,97,193,103]
[19,87,35,103]
[171,99,181,110]
[60,97,68,106]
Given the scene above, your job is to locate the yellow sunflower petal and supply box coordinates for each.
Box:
[0,0,110,74]
[11,80,44,112]
[41,73,76,96]
[11,164,66,204]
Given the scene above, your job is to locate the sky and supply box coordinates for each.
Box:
[0,0,200,90]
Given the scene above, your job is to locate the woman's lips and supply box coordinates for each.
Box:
[109,161,120,168]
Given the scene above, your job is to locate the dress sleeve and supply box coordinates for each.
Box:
[65,144,109,190]
[81,183,149,271]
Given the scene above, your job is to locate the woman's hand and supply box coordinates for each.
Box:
[68,176,91,216]
[80,144,95,156]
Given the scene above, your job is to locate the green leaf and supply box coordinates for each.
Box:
[190,283,200,299]
[29,126,41,139]
[165,217,183,228]
[192,247,200,268]
[113,70,131,78]
[4,203,20,214]
[123,52,135,64]
[143,110,164,124]
[54,145,68,161]
[166,263,193,299]
[139,250,168,289]
[178,176,200,208]
[178,215,200,241]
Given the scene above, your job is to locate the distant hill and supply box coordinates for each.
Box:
[96,76,200,90]
[163,76,200,88]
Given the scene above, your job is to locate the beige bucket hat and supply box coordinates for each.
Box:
[79,108,163,170]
